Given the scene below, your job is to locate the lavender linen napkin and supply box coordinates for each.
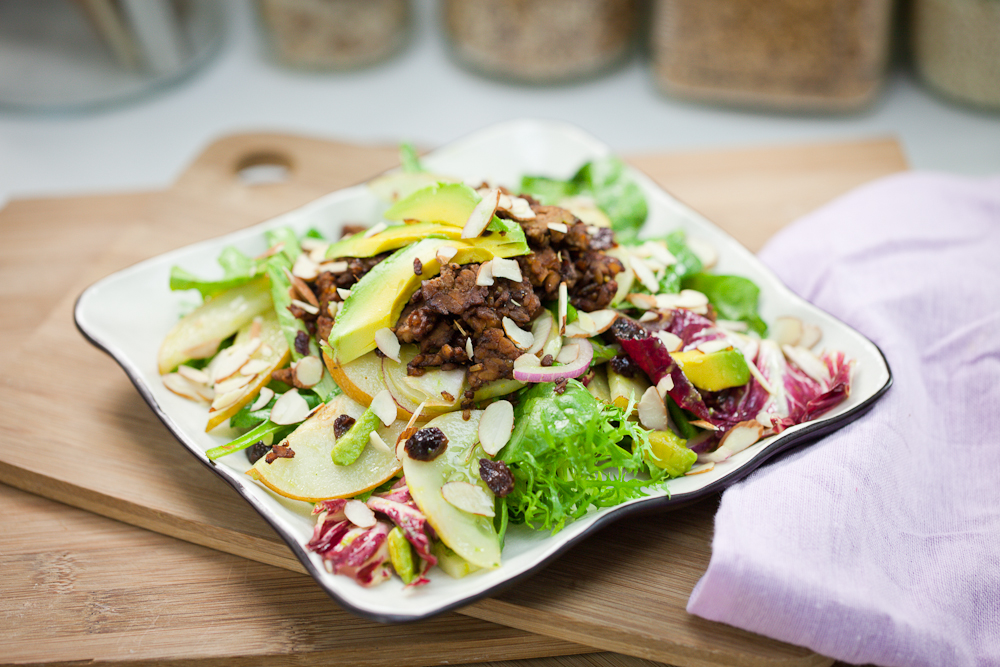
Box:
[686,172,1000,667]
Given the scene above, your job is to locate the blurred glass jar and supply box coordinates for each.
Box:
[258,0,410,70]
[443,0,638,84]
[650,0,895,111]
[911,0,1000,110]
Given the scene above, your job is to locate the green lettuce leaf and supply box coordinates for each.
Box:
[682,272,768,336]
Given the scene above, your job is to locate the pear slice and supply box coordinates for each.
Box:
[205,310,289,432]
[247,393,405,502]
[323,348,388,407]
[402,411,501,570]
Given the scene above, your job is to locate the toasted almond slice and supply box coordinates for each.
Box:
[241,359,272,376]
[369,431,391,454]
[299,238,326,252]
[689,419,719,431]
[292,253,320,281]
[363,222,388,238]
[629,256,660,292]
[556,343,579,364]
[479,400,514,456]
[255,242,284,260]
[211,388,247,411]
[716,319,749,333]
[697,339,731,354]
[345,499,377,527]
[476,260,494,286]
[575,311,597,336]
[163,373,208,403]
[654,330,683,352]
[193,384,215,402]
[702,420,764,463]
[490,257,522,283]
[374,328,401,363]
[336,288,352,301]
[294,355,324,388]
[283,267,319,307]
[466,337,474,360]
[291,299,319,316]
[771,316,803,347]
[638,386,669,432]
[182,338,222,360]
[588,309,618,334]
[502,317,534,350]
[370,389,397,427]
[396,400,427,458]
[441,481,495,517]
[644,241,677,266]
[685,461,716,476]
[214,372,255,395]
[249,316,263,341]
[270,389,311,425]
[462,188,500,239]
[655,289,709,311]
[501,196,535,221]
[210,347,251,383]
[250,386,275,411]
[547,222,568,234]
[436,245,458,265]
[626,293,657,310]
[782,345,830,384]
[177,365,211,386]
[687,237,718,270]
[563,322,592,338]
[800,323,823,350]
[639,311,659,323]
[558,282,569,334]
[656,375,674,399]
[514,352,541,369]
[320,260,349,274]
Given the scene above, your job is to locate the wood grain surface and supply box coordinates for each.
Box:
[0,133,907,667]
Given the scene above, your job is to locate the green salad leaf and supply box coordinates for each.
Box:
[169,247,268,298]
[399,142,425,173]
[520,156,648,244]
[682,272,767,336]
[498,380,664,534]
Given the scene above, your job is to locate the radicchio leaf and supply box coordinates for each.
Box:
[647,308,727,351]
[307,516,392,587]
[368,490,438,567]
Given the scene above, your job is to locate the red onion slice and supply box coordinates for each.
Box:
[513,338,593,383]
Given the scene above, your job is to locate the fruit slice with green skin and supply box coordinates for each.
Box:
[158,277,272,374]
[384,182,480,227]
[586,365,612,403]
[402,410,501,570]
[642,430,696,477]
[324,222,462,260]
[247,393,404,502]
[431,541,480,579]
[327,235,528,365]
[671,348,750,392]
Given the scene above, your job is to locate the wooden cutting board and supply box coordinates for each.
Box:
[0,132,907,667]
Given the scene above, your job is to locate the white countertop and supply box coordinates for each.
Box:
[1,0,997,204]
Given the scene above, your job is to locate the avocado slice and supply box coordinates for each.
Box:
[671,348,751,392]
[328,233,529,365]
[325,222,462,260]
[384,182,480,227]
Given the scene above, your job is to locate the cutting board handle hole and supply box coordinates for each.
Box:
[235,152,293,186]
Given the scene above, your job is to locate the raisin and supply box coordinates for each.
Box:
[333,414,356,439]
[541,354,554,367]
[246,441,271,464]
[404,427,448,461]
[610,353,639,378]
[554,378,569,394]
[479,459,514,497]
[294,330,311,356]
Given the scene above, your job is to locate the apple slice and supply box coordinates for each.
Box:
[323,347,395,407]
[205,311,289,432]
[402,411,501,570]
[247,393,406,502]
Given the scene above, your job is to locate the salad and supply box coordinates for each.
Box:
[157,146,854,588]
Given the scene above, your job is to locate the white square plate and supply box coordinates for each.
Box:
[76,120,891,622]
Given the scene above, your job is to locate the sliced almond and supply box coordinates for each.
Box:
[697,339,731,354]
[270,389,311,425]
[193,384,215,402]
[309,245,331,264]
[163,373,208,403]
[575,311,597,336]
[462,188,500,239]
[336,288,352,301]
[654,330,683,352]
[210,347,251,383]
[370,389,397,427]
[299,238,326,252]
[249,316,263,341]
[368,431,391,454]
[770,316,803,347]
[687,237,718,270]
[476,260,495,286]
[502,317,534,350]
[214,372,254,395]
[514,352,541,369]
[626,293,657,310]
[716,319,749,333]
[345,500,377,528]
[644,241,677,267]
[587,309,618,334]
[436,245,458,265]
[782,345,830,384]
[526,311,554,355]
[702,421,764,463]
[799,323,823,350]
[294,355,324,388]
[558,282,569,334]
[211,388,247,411]
[685,461,716,476]
[374,327,401,363]
[363,222,388,238]
[320,260,349,274]
[546,222,568,234]
[563,322,592,338]
[629,256,660,292]
[479,400,514,456]
[655,290,709,311]
[639,311,660,323]
[441,481,495,517]
[250,386,275,411]
[182,338,222,360]
[500,196,535,221]
[689,419,719,431]
[656,375,674,399]
[292,253,320,281]
[466,337,474,360]
[638,386,670,431]
[240,359,272,376]
[177,365,211,386]
[291,299,319,316]
[326,301,339,318]
[396,400,427,459]
[490,257,522,283]
[556,343,580,364]
[283,267,319,307]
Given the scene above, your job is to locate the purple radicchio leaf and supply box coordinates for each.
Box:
[646,308,728,351]
[307,519,392,587]
[755,341,854,433]
[367,493,438,567]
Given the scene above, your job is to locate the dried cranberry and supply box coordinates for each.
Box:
[405,427,448,461]
[333,414,356,440]
[294,330,311,356]
[246,441,271,464]
[610,353,639,378]
[479,459,514,497]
